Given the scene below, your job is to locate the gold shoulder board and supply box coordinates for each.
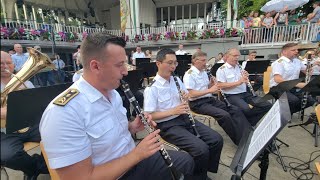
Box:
[76,69,83,74]
[148,79,156,87]
[219,65,225,69]
[187,69,193,74]
[53,89,79,106]
[278,59,283,63]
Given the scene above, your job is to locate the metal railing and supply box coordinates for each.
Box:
[241,23,319,46]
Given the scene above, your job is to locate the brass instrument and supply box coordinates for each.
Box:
[300,54,313,121]
[1,48,54,129]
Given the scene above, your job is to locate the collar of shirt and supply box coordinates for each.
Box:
[76,76,114,104]
[190,65,202,74]
[225,62,235,69]
[280,56,292,63]
[154,74,170,86]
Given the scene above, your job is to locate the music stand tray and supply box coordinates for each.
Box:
[136,58,151,67]
[6,83,72,134]
[300,76,320,96]
[230,93,291,179]
[245,60,271,74]
[210,63,224,77]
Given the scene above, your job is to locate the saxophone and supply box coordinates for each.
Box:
[1,47,54,129]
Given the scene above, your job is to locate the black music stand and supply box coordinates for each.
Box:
[230,93,290,180]
[6,83,72,134]
[136,58,151,67]
[175,55,192,77]
[257,78,303,103]
[122,69,144,93]
[245,60,270,74]
[210,63,224,77]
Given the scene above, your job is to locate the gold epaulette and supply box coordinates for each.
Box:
[219,65,226,69]
[187,69,193,74]
[278,59,284,63]
[53,89,79,106]
[76,69,83,74]
[148,79,156,87]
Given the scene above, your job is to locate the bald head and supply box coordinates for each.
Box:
[14,44,23,54]
[1,51,15,77]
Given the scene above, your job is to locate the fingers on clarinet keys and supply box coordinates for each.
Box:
[137,129,162,158]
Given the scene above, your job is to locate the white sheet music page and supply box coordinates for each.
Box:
[243,100,281,168]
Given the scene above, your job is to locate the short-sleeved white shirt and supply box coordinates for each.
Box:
[1,80,34,92]
[183,66,212,101]
[269,56,306,88]
[40,76,135,169]
[302,58,320,75]
[143,74,187,123]
[216,62,247,94]
[72,69,83,82]
[175,50,187,55]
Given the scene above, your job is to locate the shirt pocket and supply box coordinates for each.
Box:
[86,120,114,140]
[226,74,236,82]
[157,89,171,108]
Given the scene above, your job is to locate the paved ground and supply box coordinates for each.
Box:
[1,106,319,180]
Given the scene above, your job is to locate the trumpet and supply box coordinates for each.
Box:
[238,63,257,97]
[206,65,231,107]
[172,73,201,138]
[120,79,184,180]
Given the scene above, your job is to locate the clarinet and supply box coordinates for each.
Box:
[238,63,257,97]
[171,74,201,138]
[120,80,184,180]
[300,54,313,120]
[206,67,231,107]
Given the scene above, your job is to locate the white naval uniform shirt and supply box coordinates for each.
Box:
[72,69,83,82]
[144,74,188,123]
[302,58,320,75]
[132,52,146,65]
[216,62,247,94]
[40,76,135,169]
[175,50,187,55]
[183,66,212,101]
[269,56,306,88]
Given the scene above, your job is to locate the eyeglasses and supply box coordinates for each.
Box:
[162,61,179,67]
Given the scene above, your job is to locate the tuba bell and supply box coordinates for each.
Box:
[1,48,54,128]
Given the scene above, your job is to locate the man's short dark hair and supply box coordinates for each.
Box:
[282,43,298,51]
[81,32,126,68]
[77,45,81,49]
[156,48,176,62]
[314,1,320,6]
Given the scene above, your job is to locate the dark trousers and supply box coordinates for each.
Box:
[121,150,194,180]
[226,92,272,126]
[1,124,47,176]
[270,88,315,114]
[189,97,251,145]
[157,115,223,179]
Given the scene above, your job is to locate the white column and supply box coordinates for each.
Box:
[168,7,170,26]
[32,6,37,29]
[189,4,191,27]
[182,5,184,31]
[196,4,199,28]
[1,0,7,23]
[175,6,177,23]
[23,4,27,21]
[161,8,163,26]
[204,3,207,24]
[227,0,232,28]
[14,3,19,22]
[232,0,238,27]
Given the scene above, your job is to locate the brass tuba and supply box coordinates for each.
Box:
[1,48,54,127]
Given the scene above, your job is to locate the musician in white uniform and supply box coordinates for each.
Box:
[269,43,315,114]
[183,51,251,145]
[216,48,272,126]
[144,48,223,180]
[40,33,194,180]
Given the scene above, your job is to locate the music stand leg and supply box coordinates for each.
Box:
[315,123,319,147]
[273,140,287,172]
[275,138,289,147]
[258,149,270,180]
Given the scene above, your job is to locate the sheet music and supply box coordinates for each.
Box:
[243,100,282,168]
